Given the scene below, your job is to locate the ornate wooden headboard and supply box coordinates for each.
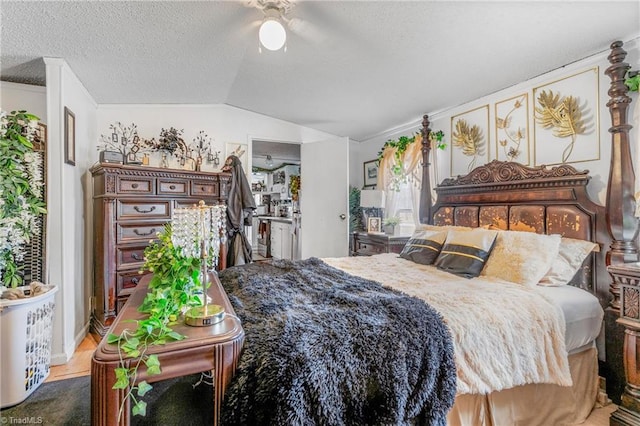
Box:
[418,153,609,305]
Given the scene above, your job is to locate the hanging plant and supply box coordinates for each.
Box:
[108,224,204,419]
[429,130,447,150]
[626,70,639,92]
[0,110,47,287]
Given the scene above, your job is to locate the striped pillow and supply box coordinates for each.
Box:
[435,229,498,278]
[399,230,448,265]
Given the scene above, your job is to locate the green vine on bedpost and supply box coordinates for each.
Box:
[107,224,204,419]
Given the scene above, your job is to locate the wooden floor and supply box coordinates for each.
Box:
[48,335,617,425]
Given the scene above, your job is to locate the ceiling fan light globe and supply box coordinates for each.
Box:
[259,18,287,51]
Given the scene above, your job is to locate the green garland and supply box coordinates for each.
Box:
[107,224,204,419]
[626,71,639,92]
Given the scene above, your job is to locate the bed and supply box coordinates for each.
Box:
[217,41,638,425]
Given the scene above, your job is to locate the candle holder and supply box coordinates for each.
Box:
[185,131,219,171]
[171,200,227,326]
[97,122,146,164]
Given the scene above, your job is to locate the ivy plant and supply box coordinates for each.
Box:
[107,224,204,419]
[626,71,639,92]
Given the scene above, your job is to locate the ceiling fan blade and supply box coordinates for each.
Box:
[285,17,327,44]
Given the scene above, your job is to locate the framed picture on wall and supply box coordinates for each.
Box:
[450,105,489,176]
[363,159,378,188]
[64,107,76,166]
[225,142,248,173]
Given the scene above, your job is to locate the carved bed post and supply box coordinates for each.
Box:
[420,115,433,224]
[605,40,640,424]
[605,40,640,309]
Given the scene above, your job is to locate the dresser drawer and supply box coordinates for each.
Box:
[116,243,149,269]
[117,221,166,243]
[191,180,219,197]
[158,179,188,196]
[118,177,154,194]
[117,200,171,220]
[356,240,386,255]
[116,270,151,297]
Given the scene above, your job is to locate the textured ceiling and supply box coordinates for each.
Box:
[1,1,639,141]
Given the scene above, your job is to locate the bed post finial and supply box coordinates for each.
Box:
[605,40,639,311]
[420,114,433,224]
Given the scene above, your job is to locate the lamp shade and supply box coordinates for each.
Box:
[360,190,385,208]
[259,18,287,51]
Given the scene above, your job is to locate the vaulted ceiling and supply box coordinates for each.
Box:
[1,1,638,141]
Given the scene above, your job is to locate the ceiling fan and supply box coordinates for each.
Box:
[245,0,324,52]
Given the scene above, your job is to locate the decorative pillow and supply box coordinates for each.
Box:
[481,230,561,287]
[538,237,599,286]
[416,224,473,232]
[435,229,498,278]
[399,230,448,265]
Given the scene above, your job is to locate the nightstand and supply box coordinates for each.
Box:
[609,262,640,426]
[351,232,409,256]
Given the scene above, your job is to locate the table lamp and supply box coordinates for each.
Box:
[360,189,385,229]
[171,201,227,326]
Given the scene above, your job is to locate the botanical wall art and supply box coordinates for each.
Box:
[450,105,489,176]
[533,67,599,165]
[494,93,529,164]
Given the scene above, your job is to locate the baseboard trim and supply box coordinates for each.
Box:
[50,322,90,366]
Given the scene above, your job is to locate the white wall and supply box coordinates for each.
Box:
[96,104,339,173]
[1,82,47,121]
[43,58,98,364]
[354,36,640,206]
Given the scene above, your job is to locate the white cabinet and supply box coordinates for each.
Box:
[270,220,292,260]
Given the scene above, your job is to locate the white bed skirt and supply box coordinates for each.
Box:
[448,346,599,426]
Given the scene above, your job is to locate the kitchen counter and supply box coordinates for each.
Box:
[256,215,294,224]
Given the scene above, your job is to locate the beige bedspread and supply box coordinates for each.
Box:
[323,253,572,395]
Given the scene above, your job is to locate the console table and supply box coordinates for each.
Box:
[91,272,244,426]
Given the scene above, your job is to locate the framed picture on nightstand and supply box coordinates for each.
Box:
[367,217,382,233]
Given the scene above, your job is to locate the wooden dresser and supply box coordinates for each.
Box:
[351,232,409,256]
[90,163,231,336]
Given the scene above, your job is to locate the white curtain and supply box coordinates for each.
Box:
[377,133,427,227]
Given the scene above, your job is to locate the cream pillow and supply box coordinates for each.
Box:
[481,230,561,287]
[417,224,473,232]
[538,237,598,286]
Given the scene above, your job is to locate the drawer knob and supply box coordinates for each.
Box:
[131,277,139,285]
[131,253,142,261]
[134,205,156,214]
[169,185,176,190]
[131,183,139,189]
[133,228,156,237]
[201,186,206,191]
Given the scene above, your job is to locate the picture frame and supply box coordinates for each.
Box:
[367,216,382,233]
[450,104,489,176]
[64,107,76,166]
[494,93,530,165]
[225,142,248,172]
[363,159,378,188]
[532,67,599,166]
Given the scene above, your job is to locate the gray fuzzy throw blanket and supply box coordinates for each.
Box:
[219,258,456,426]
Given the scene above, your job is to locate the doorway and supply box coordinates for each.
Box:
[250,139,301,261]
